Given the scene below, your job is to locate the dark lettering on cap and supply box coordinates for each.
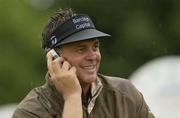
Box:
[45,14,95,48]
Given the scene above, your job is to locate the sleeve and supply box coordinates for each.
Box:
[12,89,57,118]
[12,108,43,118]
[12,101,54,118]
[137,92,155,118]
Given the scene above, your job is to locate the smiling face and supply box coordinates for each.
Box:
[59,39,101,85]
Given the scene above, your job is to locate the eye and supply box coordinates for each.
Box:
[76,47,85,53]
[93,43,100,51]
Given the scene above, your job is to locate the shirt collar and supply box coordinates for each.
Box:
[87,76,103,114]
[91,76,103,98]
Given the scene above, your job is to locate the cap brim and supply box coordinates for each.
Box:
[56,29,110,46]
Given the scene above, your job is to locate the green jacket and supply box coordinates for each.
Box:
[13,74,155,118]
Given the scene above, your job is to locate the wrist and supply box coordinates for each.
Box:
[63,93,83,118]
[64,93,82,101]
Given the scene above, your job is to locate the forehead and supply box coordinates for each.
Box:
[61,38,99,48]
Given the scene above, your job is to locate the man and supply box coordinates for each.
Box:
[13,8,155,118]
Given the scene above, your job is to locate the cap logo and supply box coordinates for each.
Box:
[72,17,89,24]
[72,16,91,30]
[46,14,95,49]
[50,35,57,45]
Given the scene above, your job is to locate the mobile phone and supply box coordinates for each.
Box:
[51,49,59,60]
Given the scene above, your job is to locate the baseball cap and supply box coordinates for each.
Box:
[44,14,110,49]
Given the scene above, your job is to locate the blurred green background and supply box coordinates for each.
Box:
[0,0,180,105]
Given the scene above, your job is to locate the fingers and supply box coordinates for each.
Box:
[47,51,54,76]
[47,50,64,75]
[62,61,71,70]
[47,50,72,73]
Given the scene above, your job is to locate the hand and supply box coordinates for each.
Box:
[47,50,82,100]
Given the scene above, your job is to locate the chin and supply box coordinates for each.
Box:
[78,73,97,84]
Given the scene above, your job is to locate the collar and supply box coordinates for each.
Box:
[87,76,103,114]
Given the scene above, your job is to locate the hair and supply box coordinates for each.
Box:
[41,8,77,52]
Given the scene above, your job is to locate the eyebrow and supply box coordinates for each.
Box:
[76,44,86,48]
[78,40,99,46]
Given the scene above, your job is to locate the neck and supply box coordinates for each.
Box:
[81,83,91,97]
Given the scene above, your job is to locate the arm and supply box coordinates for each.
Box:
[62,94,82,118]
[47,50,83,118]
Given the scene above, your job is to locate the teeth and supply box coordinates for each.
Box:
[83,65,94,69]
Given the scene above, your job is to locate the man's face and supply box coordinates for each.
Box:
[60,39,101,85]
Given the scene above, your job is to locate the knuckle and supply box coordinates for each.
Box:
[52,59,60,66]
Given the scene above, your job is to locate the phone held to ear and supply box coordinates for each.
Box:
[51,49,59,60]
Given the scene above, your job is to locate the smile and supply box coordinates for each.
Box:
[82,65,96,70]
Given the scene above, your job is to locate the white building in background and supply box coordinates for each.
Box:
[130,56,180,118]
[0,104,17,118]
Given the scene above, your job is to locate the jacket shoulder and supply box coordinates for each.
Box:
[13,86,55,117]
[98,74,141,98]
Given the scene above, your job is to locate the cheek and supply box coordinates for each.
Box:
[61,54,78,66]
[66,58,79,67]
[65,55,82,67]
[96,52,101,62]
